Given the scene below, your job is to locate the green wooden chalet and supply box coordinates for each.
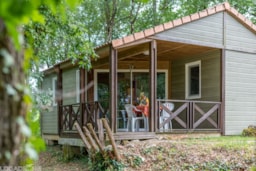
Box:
[40,2,256,146]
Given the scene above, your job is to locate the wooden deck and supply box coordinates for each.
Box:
[113,132,156,140]
[58,131,222,147]
[114,131,220,141]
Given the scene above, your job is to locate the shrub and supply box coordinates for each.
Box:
[242,125,256,137]
[89,150,124,171]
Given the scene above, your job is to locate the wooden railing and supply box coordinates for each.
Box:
[60,101,109,134]
[60,100,221,134]
[157,100,221,132]
[60,103,81,132]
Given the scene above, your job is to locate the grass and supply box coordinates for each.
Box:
[121,135,256,170]
[184,135,255,149]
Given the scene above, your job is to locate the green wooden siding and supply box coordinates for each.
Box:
[225,51,256,135]
[171,50,221,101]
[155,12,223,47]
[224,12,256,135]
[225,14,256,52]
[171,50,221,129]
[41,73,58,134]
[62,67,79,105]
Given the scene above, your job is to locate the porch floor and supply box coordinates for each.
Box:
[113,132,156,141]
[113,130,221,141]
[56,131,221,147]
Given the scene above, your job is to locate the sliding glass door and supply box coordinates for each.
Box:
[95,70,167,131]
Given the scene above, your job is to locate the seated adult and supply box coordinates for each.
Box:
[139,92,149,106]
[137,92,149,117]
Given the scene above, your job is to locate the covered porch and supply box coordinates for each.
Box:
[59,37,224,139]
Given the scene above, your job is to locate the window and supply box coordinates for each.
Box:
[185,61,201,99]
[76,70,80,103]
[52,77,57,106]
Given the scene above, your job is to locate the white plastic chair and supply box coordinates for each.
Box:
[160,102,174,131]
[117,110,127,129]
[125,104,147,132]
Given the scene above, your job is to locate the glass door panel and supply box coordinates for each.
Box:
[97,71,167,131]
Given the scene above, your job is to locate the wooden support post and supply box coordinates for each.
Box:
[101,118,121,161]
[83,126,98,152]
[97,119,105,146]
[56,65,63,135]
[110,47,118,132]
[80,68,85,127]
[87,123,104,152]
[74,121,91,153]
[150,40,157,132]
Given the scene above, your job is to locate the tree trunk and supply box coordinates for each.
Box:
[0,18,27,165]
[103,0,117,42]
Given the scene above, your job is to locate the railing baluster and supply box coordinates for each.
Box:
[217,104,221,129]
[69,105,72,130]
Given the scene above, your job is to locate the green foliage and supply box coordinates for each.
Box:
[98,83,110,110]
[25,4,98,72]
[0,0,41,49]
[242,125,256,137]
[21,108,46,166]
[183,160,232,170]
[183,158,256,170]
[0,0,79,49]
[89,150,124,171]
[132,155,143,167]
[62,144,75,162]
[251,166,256,171]
[142,147,153,155]
[47,145,87,164]
[84,0,256,45]
[124,154,143,168]
[0,0,81,166]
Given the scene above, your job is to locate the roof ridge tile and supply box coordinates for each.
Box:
[207,7,216,15]
[173,18,182,27]
[181,15,191,24]
[215,3,225,12]
[190,13,200,21]
[198,10,208,18]
[252,25,256,31]
[163,21,174,30]
[144,28,155,37]
[223,2,231,9]
[123,34,135,44]
[154,24,164,34]
[134,31,145,40]
[112,38,124,47]
[237,13,246,22]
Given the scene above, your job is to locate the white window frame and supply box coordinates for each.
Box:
[52,77,57,106]
[76,69,80,103]
[185,60,201,99]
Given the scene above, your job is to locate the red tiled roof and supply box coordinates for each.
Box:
[112,2,256,48]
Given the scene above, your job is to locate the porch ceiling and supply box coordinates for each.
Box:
[119,40,217,62]
[93,40,217,68]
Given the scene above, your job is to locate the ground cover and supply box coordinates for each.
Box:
[37,135,255,171]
